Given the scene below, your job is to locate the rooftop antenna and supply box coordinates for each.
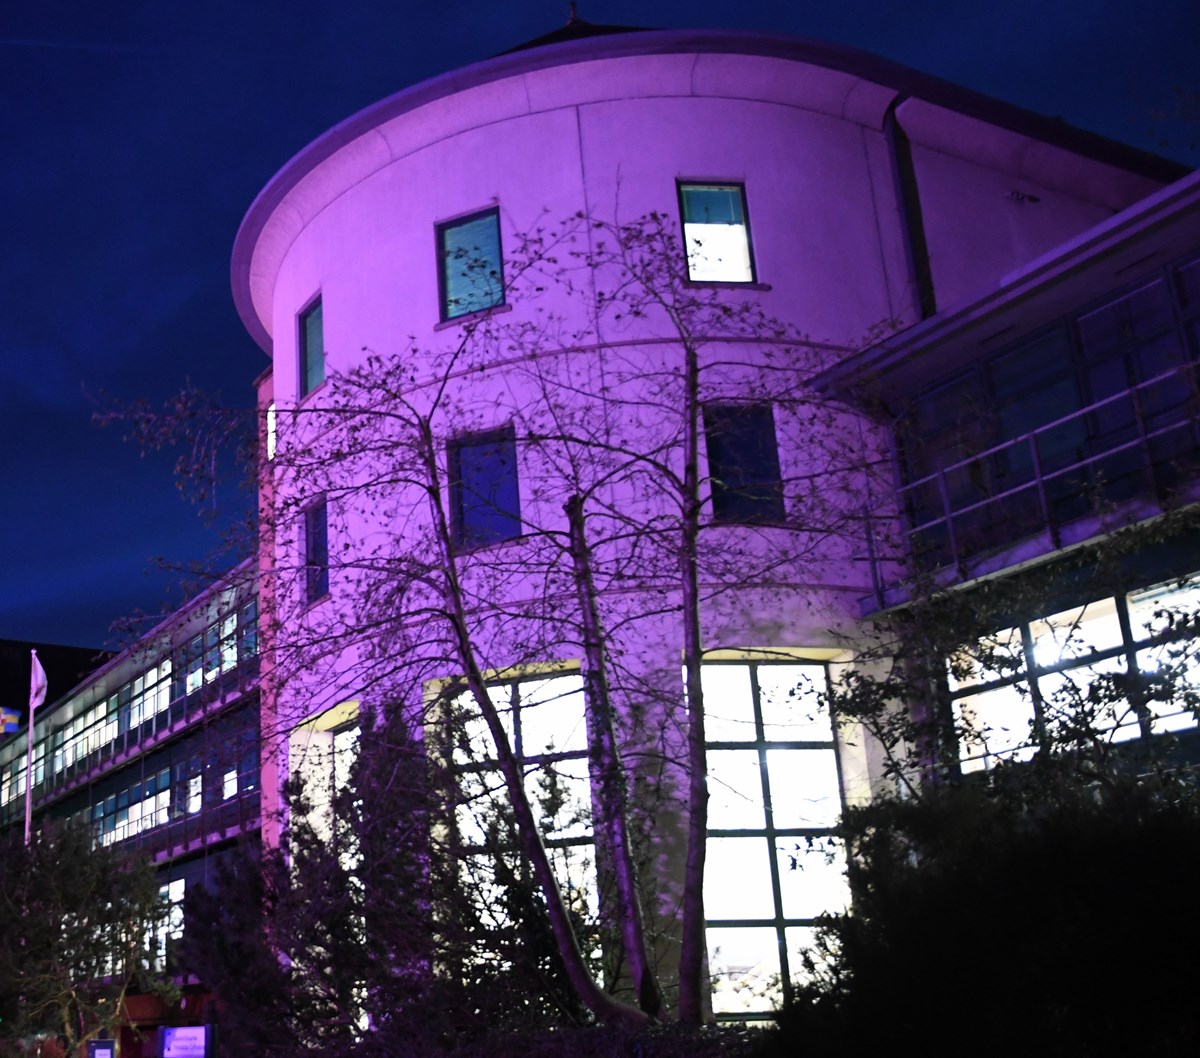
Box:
[568,2,579,24]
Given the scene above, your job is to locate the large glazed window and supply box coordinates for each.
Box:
[703,658,847,1019]
[448,672,596,952]
[299,297,324,397]
[437,207,504,320]
[678,183,755,283]
[448,428,521,548]
[704,404,785,524]
[949,575,1200,772]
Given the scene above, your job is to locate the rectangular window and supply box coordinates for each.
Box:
[437,208,504,321]
[679,183,755,283]
[448,428,521,548]
[304,499,330,603]
[704,404,784,524]
[299,297,324,397]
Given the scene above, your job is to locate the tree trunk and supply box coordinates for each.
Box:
[565,493,663,1018]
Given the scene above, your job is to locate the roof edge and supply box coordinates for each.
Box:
[232,27,1191,355]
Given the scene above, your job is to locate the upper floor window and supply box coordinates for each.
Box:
[678,183,755,283]
[304,499,330,603]
[438,208,504,321]
[299,297,324,398]
[448,427,521,549]
[704,404,784,524]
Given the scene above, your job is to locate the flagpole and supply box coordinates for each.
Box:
[25,649,48,847]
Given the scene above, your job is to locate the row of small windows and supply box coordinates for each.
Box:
[300,403,784,603]
[294,183,756,395]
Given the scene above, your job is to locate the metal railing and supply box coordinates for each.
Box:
[900,361,1200,572]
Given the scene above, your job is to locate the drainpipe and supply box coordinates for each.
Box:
[884,97,937,321]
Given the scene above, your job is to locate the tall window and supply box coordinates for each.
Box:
[437,208,504,321]
[678,183,755,283]
[448,428,521,548]
[449,672,595,943]
[304,499,329,603]
[704,404,785,524]
[299,297,324,397]
[703,659,847,1018]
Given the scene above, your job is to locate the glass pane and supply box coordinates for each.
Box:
[776,839,850,919]
[1136,647,1200,733]
[518,675,587,755]
[548,842,599,923]
[947,626,1025,691]
[1031,598,1122,668]
[1039,658,1139,742]
[526,756,591,840]
[708,750,765,830]
[953,682,1035,770]
[704,837,775,920]
[758,665,831,742]
[441,210,503,318]
[702,664,757,742]
[1128,576,1200,640]
[681,185,753,284]
[706,926,781,1015]
[455,768,507,848]
[766,750,841,828]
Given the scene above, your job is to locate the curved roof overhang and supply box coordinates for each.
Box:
[232,28,1190,355]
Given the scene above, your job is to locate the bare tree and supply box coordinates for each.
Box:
[250,208,884,1032]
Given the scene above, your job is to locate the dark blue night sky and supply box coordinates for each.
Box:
[2,0,1197,648]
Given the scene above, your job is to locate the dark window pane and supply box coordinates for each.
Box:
[304,500,329,602]
[449,429,521,547]
[438,209,504,320]
[681,185,745,225]
[300,299,324,397]
[704,405,784,524]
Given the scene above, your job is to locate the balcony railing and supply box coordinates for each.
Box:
[900,361,1200,573]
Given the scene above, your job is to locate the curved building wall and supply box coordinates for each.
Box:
[233,29,1176,1017]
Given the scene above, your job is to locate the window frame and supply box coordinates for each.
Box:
[703,403,786,525]
[303,498,330,604]
[677,182,757,284]
[447,426,522,550]
[436,206,505,322]
[298,295,325,398]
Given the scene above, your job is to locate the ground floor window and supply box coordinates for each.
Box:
[949,574,1200,771]
[702,657,848,1019]
[449,671,598,948]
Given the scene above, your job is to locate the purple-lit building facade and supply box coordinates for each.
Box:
[6,21,1199,1033]
[0,566,260,1049]
[228,25,1199,1019]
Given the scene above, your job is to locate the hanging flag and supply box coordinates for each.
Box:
[30,649,48,714]
[1,706,19,733]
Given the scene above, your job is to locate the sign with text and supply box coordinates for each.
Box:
[163,1025,210,1058]
[87,1042,116,1058]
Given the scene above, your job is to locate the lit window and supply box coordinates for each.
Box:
[223,768,238,800]
[304,499,330,603]
[448,428,521,548]
[299,298,324,397]
[266,402,277,461]
[437,208,504,321]
[187,774,202,813]
[704,404,784,524]
[679,183,755,283]
[702,659,846,1017]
